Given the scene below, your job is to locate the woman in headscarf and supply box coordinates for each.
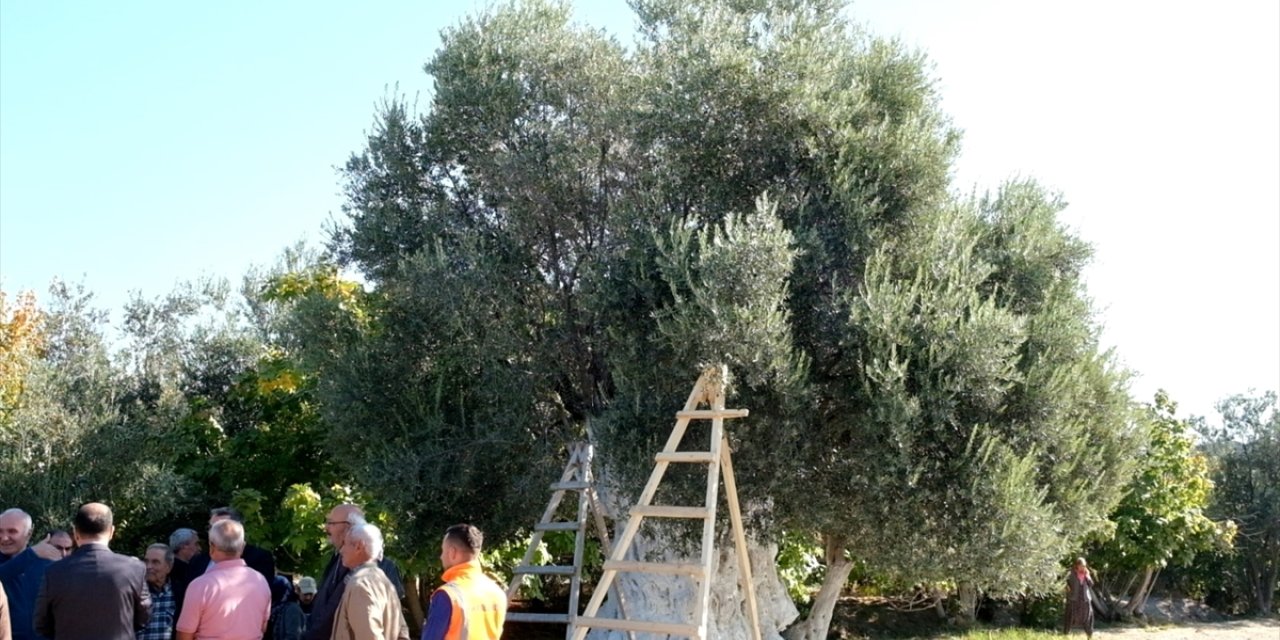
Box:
[1064,557,1096,638]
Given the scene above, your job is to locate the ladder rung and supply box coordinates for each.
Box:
[575,616,701,636]
[505,612,571,623]
[550,481,590,490]
[654,451,716,463]
[603,560,706,577]
[513,564,576,576]
[676,409,748,419]
[534,521,581,532]
[630,505,711,519]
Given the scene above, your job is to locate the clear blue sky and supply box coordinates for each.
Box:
[2,0,1277,422]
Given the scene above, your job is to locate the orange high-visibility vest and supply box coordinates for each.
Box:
[435,562,507,640]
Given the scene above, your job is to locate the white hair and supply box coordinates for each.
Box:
[0,508,33,536]
[347,520,384,562]
[208,519,245,555]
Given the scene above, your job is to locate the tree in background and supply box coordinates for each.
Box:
[321,1,1140,636]
[124,269,352,575]
[1087,391,1234,619]
[0,290,44,428]
[0,275,352,573]
[0,282,195,544]
[1199,391,1280,615]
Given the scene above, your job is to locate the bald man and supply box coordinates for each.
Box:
[34,503,150,639]
[302,504,405,640]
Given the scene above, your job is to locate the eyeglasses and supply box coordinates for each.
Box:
[52,545,73,552]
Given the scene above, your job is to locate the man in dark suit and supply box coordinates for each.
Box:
[168,504,273,619]
[33,502,150,639]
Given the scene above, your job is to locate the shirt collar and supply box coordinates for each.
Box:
[211,558,248,571]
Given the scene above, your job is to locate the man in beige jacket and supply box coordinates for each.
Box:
[332,520,407,640]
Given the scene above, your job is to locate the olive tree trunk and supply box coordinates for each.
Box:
[782,534,854,640]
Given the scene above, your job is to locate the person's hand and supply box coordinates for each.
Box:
[32,535,62,561]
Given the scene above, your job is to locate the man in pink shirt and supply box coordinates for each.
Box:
[176,519,270,640]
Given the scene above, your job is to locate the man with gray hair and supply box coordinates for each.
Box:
[0,508,59,640]
[169,529,201,563]
[331,521,408,640]
[175,519,270,640]
[167,527,202,629]
[138,543,176,640]
[303,504,404,640]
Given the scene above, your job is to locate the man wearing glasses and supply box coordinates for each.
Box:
[302,504,405,640]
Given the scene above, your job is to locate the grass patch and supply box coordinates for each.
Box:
[927,630,1064,640]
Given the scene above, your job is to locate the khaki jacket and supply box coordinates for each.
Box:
[331,563,409,640]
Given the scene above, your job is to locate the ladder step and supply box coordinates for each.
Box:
[534,521,581,532]
[603,560,706,577]
[676,409,749,419]
[550,481,590,490]
[654,451,716,463]
[513,564,576,576]
[630,505,712,519]
[575,616,701,636]
[505,612,571,623]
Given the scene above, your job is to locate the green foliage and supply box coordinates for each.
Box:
[0,282,199,549]
[314,1,1139,632]
[1089,392,1233,584]
[1198,391,1280,614]
[1018,595,1064,630]
[482,536,548,599]
[776,531,827,608]
[480,530,601,601]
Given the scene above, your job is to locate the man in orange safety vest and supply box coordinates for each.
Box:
[419,524,506,640]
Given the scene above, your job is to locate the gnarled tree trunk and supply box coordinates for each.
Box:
[782,534,853,640]
[1122,567,1155,618]
[586,530,799,639]
[404,574,426,635]
[954,581,979,625]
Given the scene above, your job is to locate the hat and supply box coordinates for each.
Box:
[299,576,317,595]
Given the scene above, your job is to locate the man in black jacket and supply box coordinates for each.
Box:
[301,504,404,640]
[168,504,273,619]
[33,502,150,639]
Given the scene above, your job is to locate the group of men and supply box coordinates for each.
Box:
[0,502,507,640]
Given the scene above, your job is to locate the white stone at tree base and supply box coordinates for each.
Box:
[586,535,799,640]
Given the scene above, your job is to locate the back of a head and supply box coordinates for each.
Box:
[348,521,384,561]
[208,519,246,556]
[73,502,113,538]
[210,506,244,523]
[444,523,483,556]
[169,527,198,550]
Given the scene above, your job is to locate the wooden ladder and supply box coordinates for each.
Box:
[506,442,634,640]
[569,365,763,640]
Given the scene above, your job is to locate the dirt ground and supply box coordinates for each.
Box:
[1101,619,1280,640]
[503,598,1279,639]
[826,596,1279,640]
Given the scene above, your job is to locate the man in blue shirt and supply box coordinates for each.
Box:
[0,508,60,640]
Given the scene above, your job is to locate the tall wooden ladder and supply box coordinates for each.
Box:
[569,365,763,640]
[506,442,634,640]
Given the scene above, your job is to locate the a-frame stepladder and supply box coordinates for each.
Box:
[506,442,636,640]
[570,365,763,640]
